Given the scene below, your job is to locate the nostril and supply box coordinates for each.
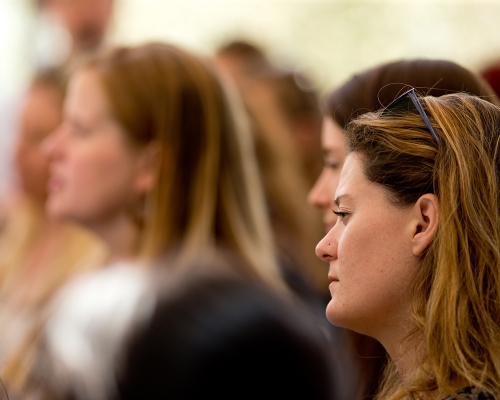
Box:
[315,237,335,261]
[316,251,331,263]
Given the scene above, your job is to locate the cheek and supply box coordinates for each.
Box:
[16,144,49,178]
[67,144,136,202]
[339,221,410,279]
[67,148,104,186]
[337,226,381,284]
[333,219,416,324]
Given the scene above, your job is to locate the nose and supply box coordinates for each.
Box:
[315,228,338,263]
[307,168,331,211]
[41,123,65,161]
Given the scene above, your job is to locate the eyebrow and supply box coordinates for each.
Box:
[334,194,353,207]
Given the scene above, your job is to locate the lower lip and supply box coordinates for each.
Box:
[48,178,63,192]
[328,280,339,288]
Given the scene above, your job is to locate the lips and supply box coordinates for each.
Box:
[47,175,64,192]
[328,276,339,283]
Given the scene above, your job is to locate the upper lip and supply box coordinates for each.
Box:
[47,171,64,191]
[328,275,339,282]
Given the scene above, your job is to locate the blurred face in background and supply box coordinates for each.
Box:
[44,68,154,229]
[44,0,114,53]
[14,83,63,204]
[307,117,346,233]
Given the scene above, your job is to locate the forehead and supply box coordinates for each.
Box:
[337,152,364,187]
[321,117,345,153]
[65,69,110,118]
[335,153,385,205]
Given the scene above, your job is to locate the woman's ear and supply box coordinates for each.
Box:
[134,142,160,195]
[412,194,439,256]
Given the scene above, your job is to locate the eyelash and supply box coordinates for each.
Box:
[333,210,348,219]
[325,162,340,170]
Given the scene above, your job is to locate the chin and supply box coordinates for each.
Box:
[46,198,72,220]
[325,299,345,327]
[326,300,359,331]
[46,199,61,217]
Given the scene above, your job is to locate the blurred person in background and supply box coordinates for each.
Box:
[308,58,500,400]
[3,40,313,395]
[33,0,115,69]
[214,40,273,94]
[0,67,108,390]
[0,0,115,220]
[214,39,327,306]
[0,0,115,227]
[24,264,340,400]
[215,39,323,186]
[40,41,286,283]
[479,59,500,100]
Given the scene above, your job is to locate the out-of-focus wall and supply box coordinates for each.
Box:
[0,0,33,99]
[112,0,500,94]
[2,0,500,100]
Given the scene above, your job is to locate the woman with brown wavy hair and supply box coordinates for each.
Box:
[308,58,500,400]
[316,91,500,399]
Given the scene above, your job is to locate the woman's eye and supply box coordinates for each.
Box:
[72,124,90,137]
[325,162,340,170]
[333,210,348,219]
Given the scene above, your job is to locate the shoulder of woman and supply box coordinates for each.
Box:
[442,387,496,400]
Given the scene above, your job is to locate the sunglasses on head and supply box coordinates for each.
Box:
[380,88,440,145]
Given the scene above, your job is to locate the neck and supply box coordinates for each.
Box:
[375,311,424,387]
[378,314,470,396]
[85,214,141,264]
[25,194,65,234]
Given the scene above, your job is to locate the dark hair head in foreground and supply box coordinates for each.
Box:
[24,266,340,400]
[117,272,339,399]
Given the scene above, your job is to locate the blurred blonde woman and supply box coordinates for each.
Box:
[40,42,285,287]
[4,41,293,395]
[0,67,108,382]
[316,91,500,399]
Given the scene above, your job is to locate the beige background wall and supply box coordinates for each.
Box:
[2,0,500,100]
